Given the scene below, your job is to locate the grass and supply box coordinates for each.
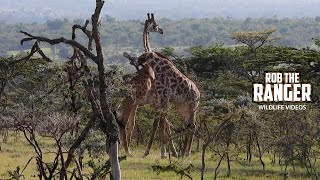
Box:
[0,132,315,180]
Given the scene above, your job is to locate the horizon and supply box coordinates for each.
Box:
[0,0,320,23]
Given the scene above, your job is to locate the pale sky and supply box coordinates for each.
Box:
[0,0,319,22]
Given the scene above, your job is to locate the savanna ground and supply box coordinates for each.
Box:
[0,132,313,180]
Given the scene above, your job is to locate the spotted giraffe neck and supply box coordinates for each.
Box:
[143,21,151,52]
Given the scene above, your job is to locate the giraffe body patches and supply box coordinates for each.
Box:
[253,72,312,102]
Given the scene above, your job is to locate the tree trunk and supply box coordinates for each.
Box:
[109,141,121,180]
[246,133,252,163]
[256,137,265,173]
[91,1,121,179]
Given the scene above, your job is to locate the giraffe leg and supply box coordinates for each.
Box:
[182,130,190,157]
[161,118,178,158]
[165,119,178,157]
[143,113,160,158]
[184,110,197,157]
[145,92,169,158]
[185,122,196,157]
[159,117,178,158]
[160,117,168,159]
[118,96,135,156]
[126,104,138,154]
[119,123,129,155]
[176,103,197,157]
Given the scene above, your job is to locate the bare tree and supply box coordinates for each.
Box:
[18,1,121,179]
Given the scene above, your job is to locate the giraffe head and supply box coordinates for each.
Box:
[145,13,163,34]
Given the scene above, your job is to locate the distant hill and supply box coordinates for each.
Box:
[1,0,320,23]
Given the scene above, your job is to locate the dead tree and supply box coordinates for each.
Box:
[19,1,121,179]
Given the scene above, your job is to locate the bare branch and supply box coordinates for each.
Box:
[6,41,51,67]
[72,20,93,51]
[91,0,105,60]
[20,31,98,63]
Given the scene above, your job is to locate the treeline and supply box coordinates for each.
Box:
[1,16,320,59]
[1,28,320,178]
[146,38,320,178]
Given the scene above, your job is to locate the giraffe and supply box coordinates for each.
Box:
[143,13,163,52]
[117,13,177,158]
[137,51,200,157]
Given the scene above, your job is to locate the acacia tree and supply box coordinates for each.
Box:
[18,1,121,179]
[231,28,279,81]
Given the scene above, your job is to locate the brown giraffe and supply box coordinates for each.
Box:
[117,14,177,158]
[137,51,200,157]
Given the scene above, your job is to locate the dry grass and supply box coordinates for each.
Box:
[0,132,314,180]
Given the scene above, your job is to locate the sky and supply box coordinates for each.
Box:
[0,0,319,22]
